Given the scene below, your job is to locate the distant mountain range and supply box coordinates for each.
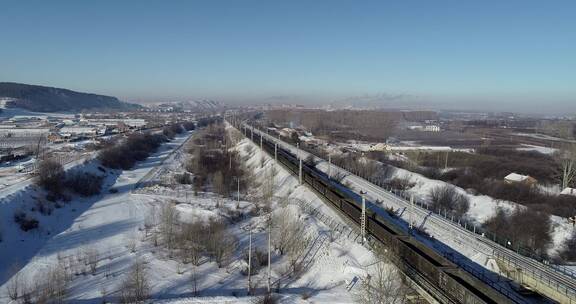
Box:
[0,82,140,112]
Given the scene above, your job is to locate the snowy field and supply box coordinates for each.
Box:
[0,132,191,302]
[516,144,558,155]
[0,126,398,303]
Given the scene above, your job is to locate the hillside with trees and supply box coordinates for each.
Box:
[0,82,140,112]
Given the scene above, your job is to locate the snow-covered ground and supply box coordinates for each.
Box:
[516,144,558,155]
[0,126,395,303]
[514,132,576,144]
[0,132,191,301]
[388,166,575,256]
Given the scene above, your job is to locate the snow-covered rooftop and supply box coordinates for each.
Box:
[561,187,576,196]
[504,173,531,182]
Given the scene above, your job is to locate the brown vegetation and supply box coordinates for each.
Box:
[185,121,249,197]
[483,207,552,256]
[99,132,167,170]
[265,109,404,141]
[428,185,470,218]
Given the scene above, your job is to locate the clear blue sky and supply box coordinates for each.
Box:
[1,1,575,112]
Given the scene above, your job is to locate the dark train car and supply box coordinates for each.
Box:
[367,216,401,247]
[441,268,511,304]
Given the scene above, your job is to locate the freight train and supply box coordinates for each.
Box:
[239,123,527,304]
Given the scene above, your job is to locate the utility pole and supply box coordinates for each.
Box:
[328,154,332,179]
[299,157,303,185]
[409,195,415,230]
[361,191,366,244]
[237,177,240,209]
[248,227,252,295]
[229,153,232,169]
[445,151,449,169]
[267,216,272,293]
[260,131,263,149]
[274,143,278,162]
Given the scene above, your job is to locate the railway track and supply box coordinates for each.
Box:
[231,120,534,304]
[234,119,576,304]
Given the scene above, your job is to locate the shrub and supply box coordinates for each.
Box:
[99,133,166,170]
[484,207,552,255]
[183,121,196,131]
[163,126,176,140]
[558,233,576,262]
[428,185,470,217]
[36,159,65,194]
[385,177,414,190]
[175,172,192,184]
[14,211,39,232]
[170,123,184,134]
[65,172,104,196]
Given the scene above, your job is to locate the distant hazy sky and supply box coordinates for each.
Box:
[1,1,575,113]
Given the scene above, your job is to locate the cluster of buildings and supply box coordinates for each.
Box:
[0,113,148,162]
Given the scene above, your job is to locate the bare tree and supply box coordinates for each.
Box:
[272,207,310,273]
[120,260,150,304]
[85,247,99,275]
[144,206,158,237]
[260,166,276,204]
[33,262,69,304]
[190,266,200,296]
[356,263,408,304]
[178,222,205,266]
[428,185,470,218]
[558,144,576,189]
[212,171,226,196]
[206,219,237,268]
[6,264,21,301]
[356,245,409,304]
[160,202,180,249]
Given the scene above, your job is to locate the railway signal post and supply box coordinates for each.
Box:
[361,191,367,244]
[248,227,253,295]
[299,157,303,185]
[267,216,272,294]
[328,154,332,179]
[409,195,415,230]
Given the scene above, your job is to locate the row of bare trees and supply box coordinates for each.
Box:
[185,121,250,197]
[7,261,71,304]
[99,132,167,170]
[146,202,239,267]
[265,109,401,141]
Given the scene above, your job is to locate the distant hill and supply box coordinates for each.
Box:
[0,82,140,112]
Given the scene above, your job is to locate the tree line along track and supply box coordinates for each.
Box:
[229,119,535,304]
